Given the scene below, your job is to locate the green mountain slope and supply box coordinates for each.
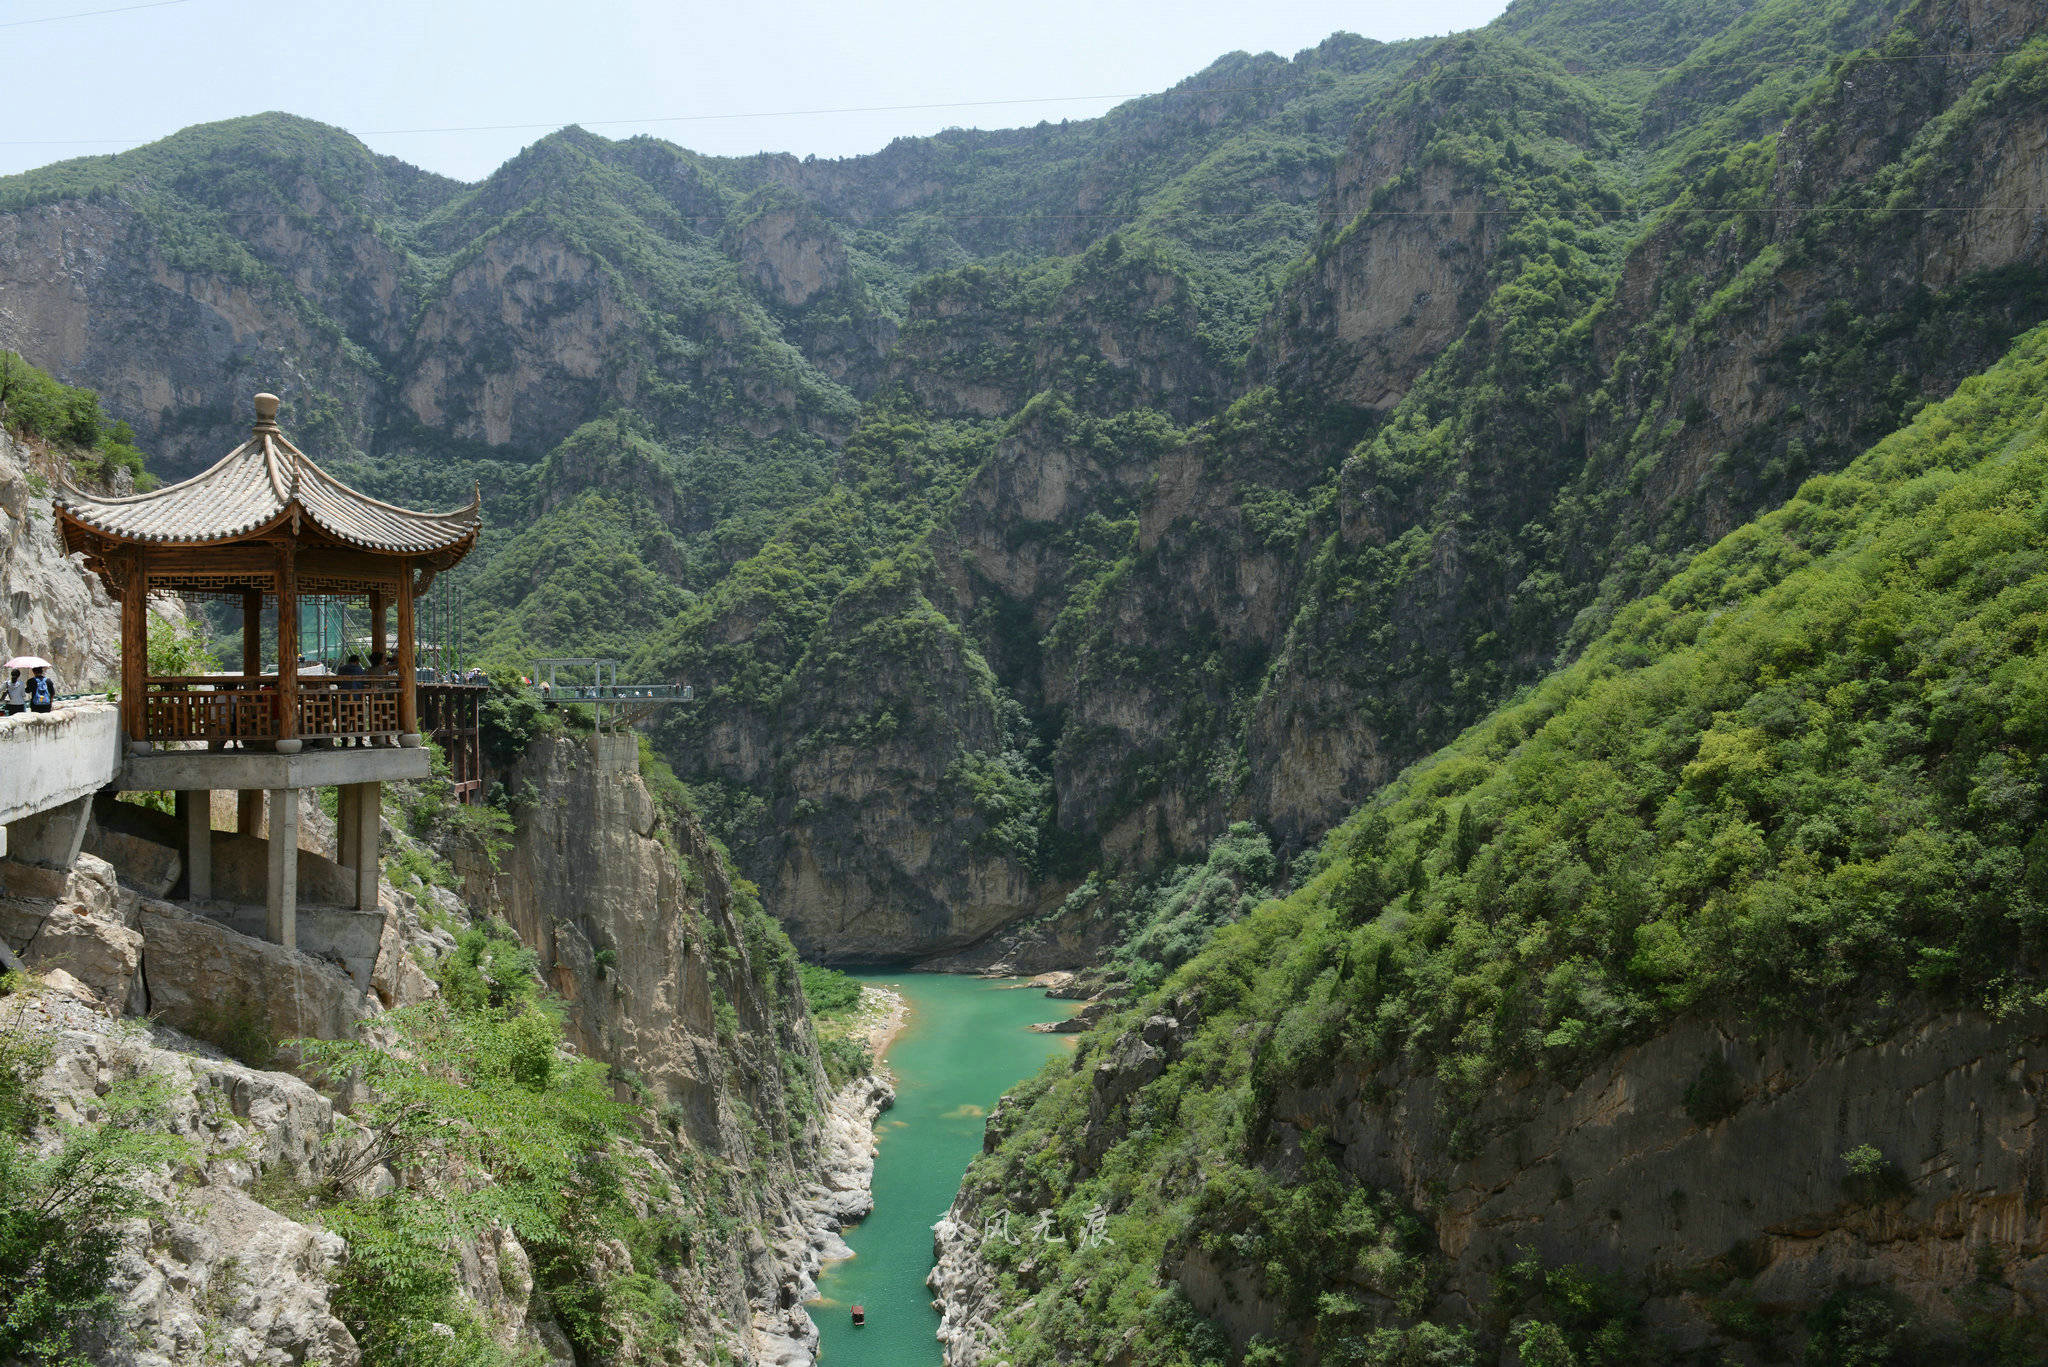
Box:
[0,0,2043,967]
[950,314,2048,1367]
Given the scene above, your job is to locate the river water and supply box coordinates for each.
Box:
[810,973,1079,1365]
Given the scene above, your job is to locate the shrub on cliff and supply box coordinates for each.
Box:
[0,351,155,490]
[298,980,685,1362]
[477,671,553,768]
[0,981,192,1366]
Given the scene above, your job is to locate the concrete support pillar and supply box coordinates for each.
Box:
[6,795,92,869]
[184,788,212,901]
[238,790,263,836]
[335,785,359,874]
[351,782,380,913]
[266,788,298,951]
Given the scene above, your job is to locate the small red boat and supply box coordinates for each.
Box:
[851,1304,866,1327]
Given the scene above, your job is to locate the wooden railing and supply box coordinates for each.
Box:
[144,677,280,742]
[142,677,406,744]
[299,681,405,739]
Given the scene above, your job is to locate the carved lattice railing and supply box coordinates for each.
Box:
[296,682,403,740]
[144,677,280,742]
[141,678,404,743]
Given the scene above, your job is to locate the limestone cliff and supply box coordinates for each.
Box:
[0,428,123,688]
[935,998,2048,1363]
[452,730,879,1360]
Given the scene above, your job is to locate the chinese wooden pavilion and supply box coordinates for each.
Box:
[53,392,480,947]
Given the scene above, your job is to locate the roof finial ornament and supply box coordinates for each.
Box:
[253,392,281,430]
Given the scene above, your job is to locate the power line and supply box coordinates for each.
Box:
[360,93,1147,137]
[0,0,192,30]
[65,202,2044,226]
[0,45,2033,148]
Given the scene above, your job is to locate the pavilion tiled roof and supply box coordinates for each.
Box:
[55,395,479,556]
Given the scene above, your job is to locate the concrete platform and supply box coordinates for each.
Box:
[0,703,122,860]
[119,744,431,793]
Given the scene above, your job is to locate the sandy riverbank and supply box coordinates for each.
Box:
[858,983,909,1067]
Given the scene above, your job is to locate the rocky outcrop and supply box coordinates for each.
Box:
[1249,35,1609,412]
[0,430,122,688]
[751,566,1052,963]
[456,731,847,1361]
[0,197,388,476]
[10,974,581,1367]
[400,222,649,451]
[0,847,404,1045]
[1266,1003,2048,1354]
[931,1210,1002,1367]
[14,983,361,1367]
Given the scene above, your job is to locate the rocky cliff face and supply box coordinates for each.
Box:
[934,998,2048,1364]
[758,566,1050,963]
[0,198,390,473]
[1269,1002,2048,1355]
[453,730,884,1360]
[0,429,125,689]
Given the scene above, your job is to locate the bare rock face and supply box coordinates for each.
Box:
[16,987,359,1367]
[400,225,646,451]
[0,852,143,1011]
[760,569,1050,963]
[738,200,849,310]
[1238,1002,2048,1358]
[136,899,376,1048]
[1248,38,1575,414]
[0,429,123,689]
[458,731,843,1361]
[0,201,386,477]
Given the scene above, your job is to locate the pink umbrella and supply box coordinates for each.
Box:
[4,656,50,670]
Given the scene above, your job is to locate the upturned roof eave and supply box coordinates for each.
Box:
[52,430,483,559]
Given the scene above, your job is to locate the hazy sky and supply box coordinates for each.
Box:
[0,0,1513,181]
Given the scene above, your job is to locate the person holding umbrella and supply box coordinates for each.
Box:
[3,668,24,716]
[4,655,54,714]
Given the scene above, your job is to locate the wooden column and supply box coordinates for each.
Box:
[396,561,419,739]
[184,789,211,901]
[276,542,299,747]
[241,588,262,676]
[368,588,387,664]
[118,551,147,743]
[266,788,298,949]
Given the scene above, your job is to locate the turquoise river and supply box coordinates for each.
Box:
[810,973,1080,1364]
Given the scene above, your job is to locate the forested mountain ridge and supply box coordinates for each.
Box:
[1,0,2046,965]
[938,301,2048,1367]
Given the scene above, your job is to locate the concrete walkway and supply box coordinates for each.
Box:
[0,702,120,862]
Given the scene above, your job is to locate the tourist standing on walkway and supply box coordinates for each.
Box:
[3,669,24,715]
[26,666,56,713]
